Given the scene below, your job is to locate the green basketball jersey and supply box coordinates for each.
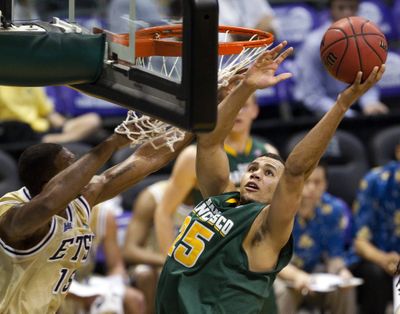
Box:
[156,192,293,314]
[192,137,269,204]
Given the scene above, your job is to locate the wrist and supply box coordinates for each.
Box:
[108,133,129,149]
[239,80,258,93]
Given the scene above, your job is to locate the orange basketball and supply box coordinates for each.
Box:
[320,16,388,84]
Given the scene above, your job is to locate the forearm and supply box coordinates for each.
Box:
[355,238,387,265]
[49,135,121,203]
[155,210,176,255]
[197,81,255,146]
[124,247,165,267]
[278,264,307,281]
[96,133,193,204]
[286,101,347,176]
[8,135,122,237]
[193,80,235,196]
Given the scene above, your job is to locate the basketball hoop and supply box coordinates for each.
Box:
[115,111,186,152]
[100,24,274,87]
[107,25,273,149]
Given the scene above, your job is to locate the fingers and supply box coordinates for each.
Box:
[275,47,294,65]
[363,66,379,86]
[275,72,293,84]
[353,71,363,86]
[255,41,288,65]
[362,65,385,86]
[269,40,288,58]
[376,64,386,81]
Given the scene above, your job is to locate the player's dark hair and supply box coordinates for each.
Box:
[259,152,285,166]
[18,143,64,197]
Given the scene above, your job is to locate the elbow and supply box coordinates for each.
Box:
[122,246,136,264]
[284,156,307,178]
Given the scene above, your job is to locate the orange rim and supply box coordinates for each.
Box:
[97,25,274,57]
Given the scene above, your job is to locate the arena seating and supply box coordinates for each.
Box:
[370,125,400,166]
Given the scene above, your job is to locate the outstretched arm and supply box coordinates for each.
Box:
[155,145,197,255]
[0,133,129,243]
[82,132,193,206]
[124,186,166,267]
[263,67,386,252]
[196,41,293,198]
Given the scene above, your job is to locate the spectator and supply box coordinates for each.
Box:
[275,164,356,314]
[59,204,145,314]
[293,0,388,117]
[123,180,193,314]
[218,0,279,36]
[348,141,400,314]
[0,86,101,144]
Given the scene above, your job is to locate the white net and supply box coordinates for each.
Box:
[114,111,185,152]
[135,30,272,87]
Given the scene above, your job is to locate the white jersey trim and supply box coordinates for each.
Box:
[0,217,57,257]
[77,196,91,222]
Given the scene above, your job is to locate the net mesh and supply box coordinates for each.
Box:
[114,111,185,152]
[116,28,272,149]
[135,30,272,87]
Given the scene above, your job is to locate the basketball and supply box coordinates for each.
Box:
[320,16,388,84]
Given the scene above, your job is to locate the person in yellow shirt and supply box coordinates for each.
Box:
[0,86,100,143]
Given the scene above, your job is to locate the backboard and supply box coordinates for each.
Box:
[0,0,219,131]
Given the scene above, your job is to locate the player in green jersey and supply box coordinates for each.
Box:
[156,41,385,313]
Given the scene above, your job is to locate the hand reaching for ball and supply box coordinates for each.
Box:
[337,65,386,111]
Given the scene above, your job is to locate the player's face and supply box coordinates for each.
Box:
[54,148,76,173]
[330,0,359,21]
[239,156,285,204]
[301,166,327,206]
[231,96,259,134]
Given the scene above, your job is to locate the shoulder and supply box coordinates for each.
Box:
[179,144,197,159]
[0,188,29,217]
[170,145,197,177]
[145,180,168,204]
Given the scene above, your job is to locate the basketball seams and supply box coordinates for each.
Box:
[360,22,385,64]
[321,29,385,56]
[347,17,363,80]
[320,28,347,55]
[334,39,348,79]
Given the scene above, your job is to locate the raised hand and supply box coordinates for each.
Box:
[337,65,386,111]
[243,41,293,90]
